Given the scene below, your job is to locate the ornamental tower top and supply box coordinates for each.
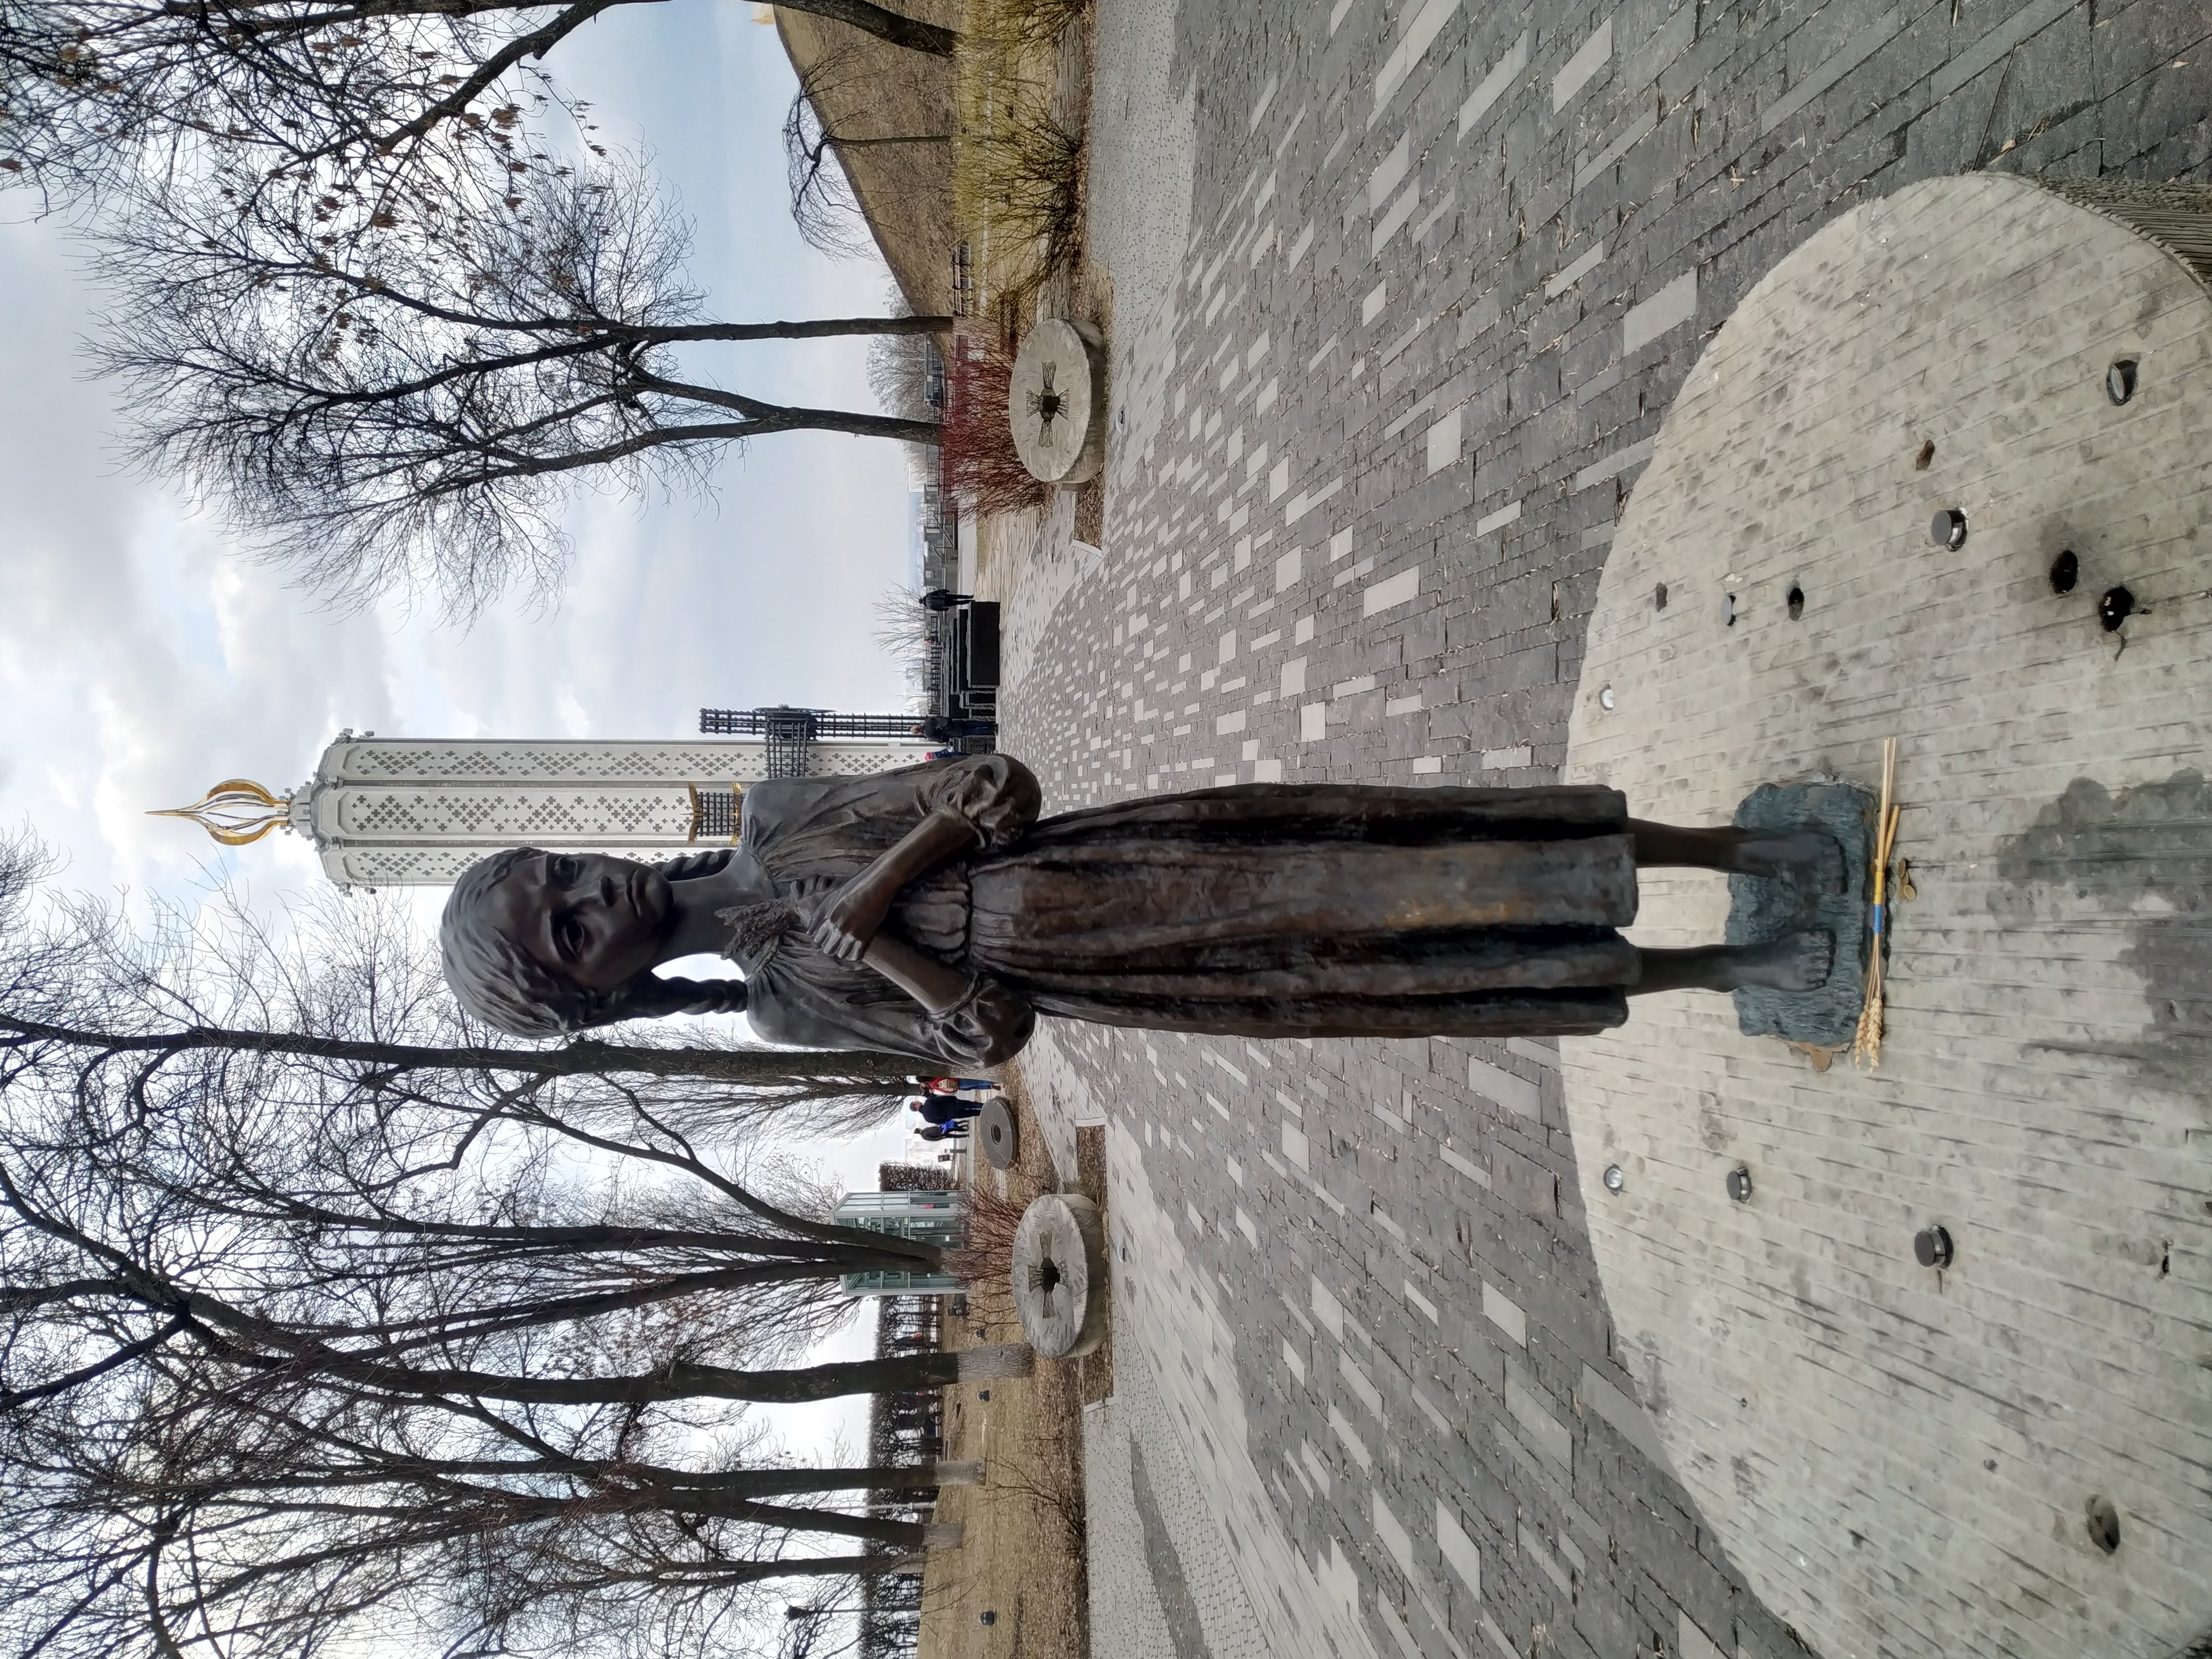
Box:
[155,723,926,889]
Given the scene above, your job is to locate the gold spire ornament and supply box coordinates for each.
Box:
[684,782,747,844]
[149,779,293,847]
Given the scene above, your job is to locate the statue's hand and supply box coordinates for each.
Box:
[809,875,893,963]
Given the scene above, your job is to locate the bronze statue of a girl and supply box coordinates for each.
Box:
[440,755,1835,1064]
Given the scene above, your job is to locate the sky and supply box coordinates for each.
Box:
[0,2,926,1461]
[0,1,919,914]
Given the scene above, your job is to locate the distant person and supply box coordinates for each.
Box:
[920,1074,1000,1098]
[918,588,972,612]
[909,1096,979,1127]
[917,714,996,744]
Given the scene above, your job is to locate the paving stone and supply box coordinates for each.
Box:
[1020,4,2212,1656]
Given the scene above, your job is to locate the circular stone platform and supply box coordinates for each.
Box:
[1008,319,1107,486]
[1562,174,2212,1659]
[1009,1193,1107,1359]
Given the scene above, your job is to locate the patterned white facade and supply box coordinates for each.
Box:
[280,735,924,888]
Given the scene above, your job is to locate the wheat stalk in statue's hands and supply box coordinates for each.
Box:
[1854,740,1900,1068]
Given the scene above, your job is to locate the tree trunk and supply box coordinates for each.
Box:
[771,0,959,55]
[489,1489,935,1546]
[672,1497,929,1547]
[285,1210,919,1265]
[641,315,953,342]
[0,1014,920,1086]
[647,1459,980,1499]
[632,378,942,446]
[317,1343,1034,1408]
[721,1552,927,1583]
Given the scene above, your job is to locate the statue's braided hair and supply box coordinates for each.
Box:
[439,848,748,1037]
[603,973,751,1024]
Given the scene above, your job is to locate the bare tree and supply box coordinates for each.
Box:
[0,1359,941,1659]
[0,864,927,1114]
[0,1084,1004,1656]
[873,585,934,702]
[88,147,946,614]
[0,836,958,1198]
[783,39,950,259]
[0,884,1021,1394]
[0,833,1025,1396]
[865,283,938,425]
[0,835,1016,1656]
[0,1005,922,1093]
[0,1,956,209]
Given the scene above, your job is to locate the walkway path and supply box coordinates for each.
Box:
[996,3,2212,1656]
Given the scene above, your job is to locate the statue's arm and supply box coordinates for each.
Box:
[809,809,982,963]
[807,755,1042,962]
[747,945,1033,1067]
[854,923,974,1014]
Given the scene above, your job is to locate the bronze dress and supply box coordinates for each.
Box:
[725,755,1640,1068]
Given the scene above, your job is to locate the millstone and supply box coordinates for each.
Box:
[977,1098,1019,1170]
[1008,1193,1107,1359]
[1008,319,1107,487]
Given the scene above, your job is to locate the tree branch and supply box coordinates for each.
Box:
[370,1,623,155]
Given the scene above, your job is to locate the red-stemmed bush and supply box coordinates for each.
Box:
[939,330,1047,518]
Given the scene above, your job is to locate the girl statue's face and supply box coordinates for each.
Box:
[477,851,675,995]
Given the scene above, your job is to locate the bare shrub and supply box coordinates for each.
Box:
[938,333,1046,518]
[952,13,1086,307]
[945,1181,1026,1326]
[967,0,1092,51]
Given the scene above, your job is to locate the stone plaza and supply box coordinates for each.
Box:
[979,2,2212,1657]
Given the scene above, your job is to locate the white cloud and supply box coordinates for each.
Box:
[0,7,918,911]
[0,13,940,1486]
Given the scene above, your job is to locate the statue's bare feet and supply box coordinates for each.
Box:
[1731,830,1846,894]
[1735,929,1835,992]
[1630,932,1837,997]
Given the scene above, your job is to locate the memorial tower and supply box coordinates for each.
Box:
[156,721,925,889]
